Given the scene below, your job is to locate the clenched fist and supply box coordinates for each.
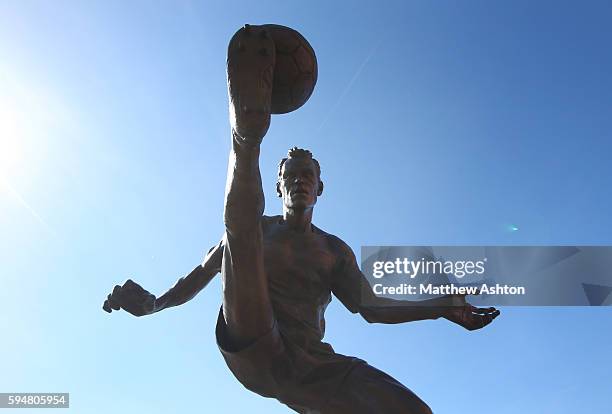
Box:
[102,279,156,317]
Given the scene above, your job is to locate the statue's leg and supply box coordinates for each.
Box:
[221,24,276,349]
[221,136,273,349]
[321,362,433,414]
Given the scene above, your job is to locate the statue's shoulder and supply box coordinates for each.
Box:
[311,225,351,257]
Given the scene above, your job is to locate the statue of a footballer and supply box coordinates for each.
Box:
[103,24,500,413]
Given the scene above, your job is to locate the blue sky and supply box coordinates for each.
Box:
[1,1,611,413]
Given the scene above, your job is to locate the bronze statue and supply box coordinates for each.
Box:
[103,24,500,413]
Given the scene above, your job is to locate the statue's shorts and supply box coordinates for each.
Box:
[215,308,432,414]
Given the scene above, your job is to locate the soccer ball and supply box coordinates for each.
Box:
[263,24,318,114]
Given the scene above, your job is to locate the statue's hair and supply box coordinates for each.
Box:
[276,147,322,197]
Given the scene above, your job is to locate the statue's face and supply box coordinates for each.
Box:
[279,158,322,210]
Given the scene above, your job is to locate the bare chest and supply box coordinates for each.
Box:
[262,222,337,299]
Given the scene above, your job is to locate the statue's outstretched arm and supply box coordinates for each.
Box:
[329,238,500,330]
[103,240,223,317]
[154,240,223,312]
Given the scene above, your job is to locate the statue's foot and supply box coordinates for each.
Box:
[227,24,276,145]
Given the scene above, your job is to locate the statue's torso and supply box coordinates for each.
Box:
[261,215,338,347]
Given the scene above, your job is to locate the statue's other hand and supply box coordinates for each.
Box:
[443,295,500,331]
[102,279,156,317]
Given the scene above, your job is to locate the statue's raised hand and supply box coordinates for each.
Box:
[102,279,156,317]
[443,294,500,331]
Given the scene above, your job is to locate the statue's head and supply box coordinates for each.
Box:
[277,147,324,210]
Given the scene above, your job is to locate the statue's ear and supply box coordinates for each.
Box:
[276,182,282,197]
[317,180,324,196]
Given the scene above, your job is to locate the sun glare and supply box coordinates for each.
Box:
[0,66,73,186]
[0,65,77,238]
[0,68,69,234]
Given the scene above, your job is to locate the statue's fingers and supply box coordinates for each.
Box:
[124,279,138,290]
[107,293,121,310]
[102,300,112,313]
[124,280,145,295]
[112,285,122,298]
[480,313,494,328]
[471,306,496,314]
